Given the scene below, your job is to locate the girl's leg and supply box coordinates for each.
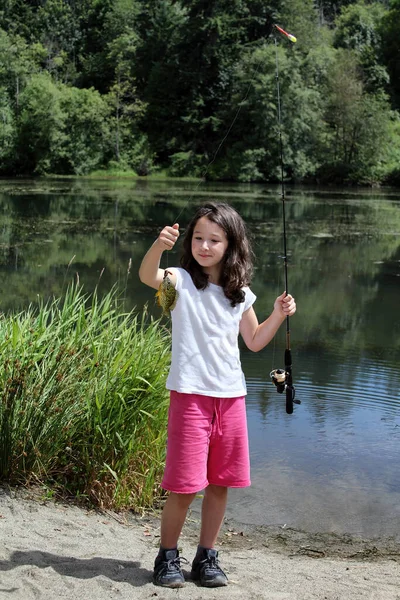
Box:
[155,492,196,588]
[199,484,228,548]
[160,491,197,548]
[191,485,229,587]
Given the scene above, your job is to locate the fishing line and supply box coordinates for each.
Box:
[166,49,265,269]
[165,23,300,415]
[269,24,300,415]
[171,24,296,227]
[172,58,265,225]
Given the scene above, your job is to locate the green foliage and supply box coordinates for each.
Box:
[57,85,111,175]
[167,151,204,178]
[334,1,389,92]
[34,0,81,81]
[334,1,386,50]
[379,0,400,109]
[0,27,44,97]
[207,41,325,182]
[136,0,277,162]
[313,1,357,25]
[0,87,16,172]
[17,73,65,174]
[234,148,268,183]
[317,49,394,184]
[16,73,112,175]
[0,0,399,184]
[105,18,152,172]
[381,113,400,184]
[279,0,319,50]
[0,284,170,510]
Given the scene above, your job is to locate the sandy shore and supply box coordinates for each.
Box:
[1,486,399,600]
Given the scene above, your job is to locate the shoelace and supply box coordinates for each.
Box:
[199,555,221,572]
[164,556,189,572]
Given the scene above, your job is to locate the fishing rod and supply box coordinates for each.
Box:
[269,24,301,415]
[167,23,300,413]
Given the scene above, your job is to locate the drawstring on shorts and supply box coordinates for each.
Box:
[211,398,223,437]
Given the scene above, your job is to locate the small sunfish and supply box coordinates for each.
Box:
[156,270,178,317]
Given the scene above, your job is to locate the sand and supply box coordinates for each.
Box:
[0,486,399,600]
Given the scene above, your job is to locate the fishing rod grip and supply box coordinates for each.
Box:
[286,385,294,415]
[285,348,294,414]
[284,348,292,369]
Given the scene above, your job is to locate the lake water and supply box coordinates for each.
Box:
[1,178,399,540]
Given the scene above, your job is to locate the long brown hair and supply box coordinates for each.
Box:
[180,203,254,307]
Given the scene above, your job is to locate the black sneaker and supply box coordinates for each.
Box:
[153,548,187,588]
[191,548,228,587]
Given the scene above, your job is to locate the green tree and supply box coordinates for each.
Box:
[279,0,319,49]
[134,0,191,162]
[313,0,357,25]
[135,1,281,169]
[379,0,400,109]
[0,1,38,39]
[34,0,81,82]
[16,72,65,174]
[205,29,327,183]
[0,1,95,85]
[0,0,399,183]
[334,1,389,93]
[318,49,394,183]
[55,85,111,174]
[77,0,122,92]
[0,87,16,172]
[103,0,151,172]
[0,28,46,115]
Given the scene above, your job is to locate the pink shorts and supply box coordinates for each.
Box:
[162,391,251,493]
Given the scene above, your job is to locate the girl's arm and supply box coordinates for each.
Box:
[239,292,296,352]
[138,224,179,290]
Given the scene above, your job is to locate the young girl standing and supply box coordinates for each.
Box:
[139,202,296,588]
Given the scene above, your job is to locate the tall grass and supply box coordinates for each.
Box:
[0,284,171,510]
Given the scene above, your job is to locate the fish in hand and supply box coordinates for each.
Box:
[156,270,178,316]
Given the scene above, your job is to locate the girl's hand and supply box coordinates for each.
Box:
[157,223,180,251]
[274,292,296,318]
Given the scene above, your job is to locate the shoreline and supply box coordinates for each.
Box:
[1,486,399,599]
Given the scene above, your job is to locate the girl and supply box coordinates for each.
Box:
[139,202,296,588]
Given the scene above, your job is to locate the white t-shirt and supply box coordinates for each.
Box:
[166,268,256,397]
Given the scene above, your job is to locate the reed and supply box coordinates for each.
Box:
[0,284,170,510]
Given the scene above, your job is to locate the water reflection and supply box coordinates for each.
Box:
[0,178,399,538]
[230,363,400,538]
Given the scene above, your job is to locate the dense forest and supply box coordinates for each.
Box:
[1,0,400,184]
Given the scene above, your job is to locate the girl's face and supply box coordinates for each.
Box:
[191,216,229,278]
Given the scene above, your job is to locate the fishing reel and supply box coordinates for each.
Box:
[270,368,300,414]
[270,369,287,394]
